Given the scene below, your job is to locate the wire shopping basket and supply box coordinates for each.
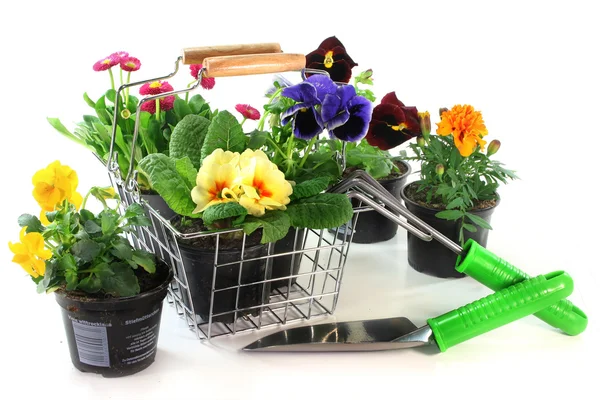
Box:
[104,45,363,340]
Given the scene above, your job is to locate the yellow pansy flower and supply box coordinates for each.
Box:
[238,149,293,217]
[8,227,52,278]
[32,160,83,211]
[191,149,243,214]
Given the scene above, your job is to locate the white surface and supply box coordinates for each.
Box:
[1,0,599,399]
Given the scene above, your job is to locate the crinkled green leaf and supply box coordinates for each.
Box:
[201,110,246,161]
[84,220,102,234]
[131,250,156,273]
[71,239,101,263]
[78,274,102,293]
[175,156,197,189]
[202,202,247,226]
[98,263,139,297]
[170,114,211,170]
[110,240,133,261]
[286,193,353,229]
[188,94,206,114]
[242,211,290,244]
[289,176,330,201]
[248,129,269,150]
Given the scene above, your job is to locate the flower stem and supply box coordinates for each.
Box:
[240,117,247,127]
[298,136,317,169]
[155,99,161,121]
[108,68,115,91]
[257,87,283,131]
[266,137,287,159]
[185,80,195,103]
[125,71,131,107]
[119,67,124,86]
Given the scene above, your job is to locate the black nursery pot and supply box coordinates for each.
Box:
[176,240,270,324]
[55,265,173,378]
[139,193,177,257]
[400,182,498,278]
[336,161,411,244]
[270,227,306,291]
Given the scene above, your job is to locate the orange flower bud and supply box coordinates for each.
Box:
[418,111,431,138]
[487,139,501,156]
[436,164,445,177]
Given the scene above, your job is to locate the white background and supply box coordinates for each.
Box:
[0,0,599,399]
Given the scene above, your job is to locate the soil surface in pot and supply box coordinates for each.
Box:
[57,261,171,301]
[172,216,262,249]
[404,182,497,211]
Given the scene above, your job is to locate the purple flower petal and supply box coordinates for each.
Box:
[282,82,318,104]
[292,107,324,140]
[321,93,341,124]
[306,74,337,102]
[330,95,373,142]
[282,103,311,125]
[337,84,356,106]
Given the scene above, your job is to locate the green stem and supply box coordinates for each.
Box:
[119,67,123,86]
[155,99,161,121]
[185,80,195,103]
[266,137,287,158]
[81,190,92,210]
[240,117,247,127]
[298,136,317,169]
[257,87,283,130]
[108,68,115,91]
[125,71,131,107]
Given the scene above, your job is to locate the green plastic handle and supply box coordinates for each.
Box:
[428,271,573,352]
[455,239,587,336]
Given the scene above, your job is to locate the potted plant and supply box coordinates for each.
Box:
[399,105,518,278]
[8,160,173,377]
[137,104,355,322]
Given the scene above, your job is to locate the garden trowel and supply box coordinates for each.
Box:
[244,271,573,352]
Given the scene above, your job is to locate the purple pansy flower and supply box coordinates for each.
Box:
[281,82,324,140]
[321,84,373,142]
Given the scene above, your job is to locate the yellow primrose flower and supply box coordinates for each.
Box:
[8,227,52,278]
[191,149,242,214]
[239,150,293,217]
[32,160,83,211]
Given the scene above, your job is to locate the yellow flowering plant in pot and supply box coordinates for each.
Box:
[8,161,173,377]
[137,107,354,323]
[399,105,518,278]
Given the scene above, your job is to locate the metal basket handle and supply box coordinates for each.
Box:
[108,43,284,177]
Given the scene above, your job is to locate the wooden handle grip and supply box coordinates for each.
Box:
[182,43,282,65]
[203,53,306,78]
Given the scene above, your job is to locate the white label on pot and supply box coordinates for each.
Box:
[121,309,160,366]
[72,320,110,367]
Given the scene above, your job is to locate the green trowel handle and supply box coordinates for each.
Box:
[455,239,587,336]
[428,271,573,352]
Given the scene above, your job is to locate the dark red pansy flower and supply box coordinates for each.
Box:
[305,36,358,83]
[365,92,422,150]
[235,104,260,120]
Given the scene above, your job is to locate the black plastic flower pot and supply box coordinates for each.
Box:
[176,240,271,324]
[54,263,173,378]
[400,182,498,278]
[139,193,177,258]
[334,161,411,244]
[270,227,306,291]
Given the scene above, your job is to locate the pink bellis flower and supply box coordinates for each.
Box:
[190,64,216,90]
[236,104,261,122]
[139,80,175,117]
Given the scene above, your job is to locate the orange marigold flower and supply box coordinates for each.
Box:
[437,104,488,157]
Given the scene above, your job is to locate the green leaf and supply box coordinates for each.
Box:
[289,176,330,201]
[175,156,197,188]
[286,193,353,229]
[38,260,56,293]
[59,254,78,290]
[188,94,207,114]
[110,240,133,261]
[201,110,246,160]
[83,92,96,108]
[435,209,465,221]
[445,197,464,210]
[202,202,248,226]
[94,95,111,125]
[462,223,477,233]
[17,214,43,233]
[466,213,493,230]
[170,114,211,169]
[131,250,156,273]
[47,117,78,142]
[174,98,193,120]
[84,220,102,234]
[101,211,117,235]
[78,274,102,293]
[98,263,139,297]
[242,211,290,244]
[124,203,145,219]
[248,129,269,150]
[71,239,101,263]
[138,153,199,217]
[105,89,117,104]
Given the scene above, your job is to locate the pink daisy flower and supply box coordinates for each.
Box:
[140,96,175,114]
[235,104,260,120]
[121,56,141,72]
[139,80,174,95]
[93,54,119,71]
[110,51,129,62]
[190,64,215,90]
